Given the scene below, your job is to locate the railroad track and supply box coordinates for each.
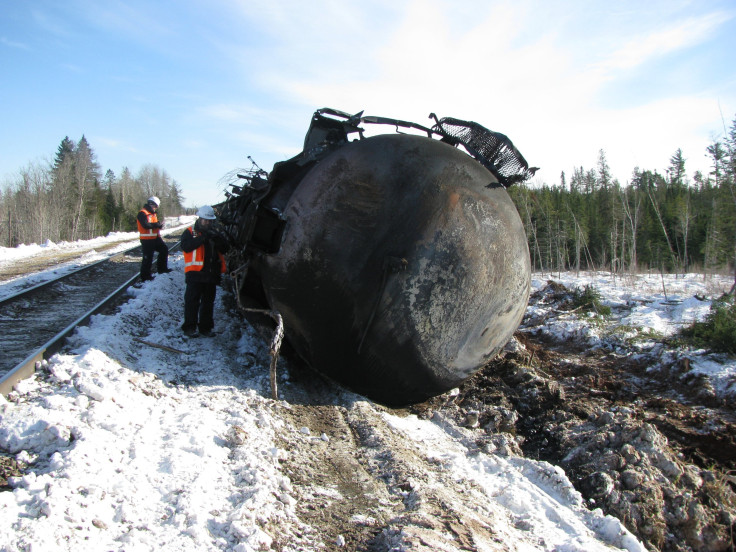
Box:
[0,238,181,395]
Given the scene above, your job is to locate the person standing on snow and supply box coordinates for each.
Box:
[181,205,230,337]
[137,196,172,282]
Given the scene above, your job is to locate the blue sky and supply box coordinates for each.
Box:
[1,0,735,208]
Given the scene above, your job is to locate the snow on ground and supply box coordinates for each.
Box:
[531,271,729,338]
[527,271,736,402]
[1,236,734,551]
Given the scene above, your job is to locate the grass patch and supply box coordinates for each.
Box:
[609,324,664,343]
[680,295,736,354]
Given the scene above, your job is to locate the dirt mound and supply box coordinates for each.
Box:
[411,333,736,551]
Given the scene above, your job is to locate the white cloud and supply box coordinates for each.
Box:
[30,8,73,38]
[593,11,733,76]
[1,36,30,50]
[254,0,734,185]
[4,0,734,210]
[524,96,725,185]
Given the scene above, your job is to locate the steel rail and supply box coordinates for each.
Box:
[0,226,188,307]
[0,244,140,308]
[0,271,141,396]
[0,240,182,397]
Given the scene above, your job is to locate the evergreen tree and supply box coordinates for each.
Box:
[53,137,75,173]
[70,135,102,240]
[668,149,688,194]
[167,181,186,213]
[725,115,736,184]
[103,169,115,190]
[707,142,727,186]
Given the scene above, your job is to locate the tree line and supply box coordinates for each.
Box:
[508,114,736,279]
[0,136,187,247]
[3,119,736,280]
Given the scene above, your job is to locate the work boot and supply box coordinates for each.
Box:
[199,329,215,338]
[183,327,198,337]
[159,268,173,274]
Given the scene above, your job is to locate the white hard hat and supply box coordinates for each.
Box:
[148,196,161,206]
[197,205,216,220]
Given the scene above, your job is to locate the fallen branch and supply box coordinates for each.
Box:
[133,338,187,355]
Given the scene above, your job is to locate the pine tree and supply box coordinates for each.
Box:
[50,137,77,239]
[668,149,687,188]
[707,142,727,186]
[53,137,75,173]
[167,181,186,213]
[70,135,102,240]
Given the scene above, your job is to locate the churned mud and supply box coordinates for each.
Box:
[406,281,736,552]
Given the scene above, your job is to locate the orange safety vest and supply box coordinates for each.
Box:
[183,227,226,274]
[137,208,159,240]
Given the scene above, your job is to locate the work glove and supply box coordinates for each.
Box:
[208,232,227,251]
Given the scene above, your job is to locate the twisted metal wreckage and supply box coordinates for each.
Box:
[216,108,538,406]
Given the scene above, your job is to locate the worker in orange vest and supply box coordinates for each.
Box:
[180,205,230,337]
[137,196,171,282]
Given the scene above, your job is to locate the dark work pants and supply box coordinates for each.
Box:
[183,282,217,332]
[140,237,169,280]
